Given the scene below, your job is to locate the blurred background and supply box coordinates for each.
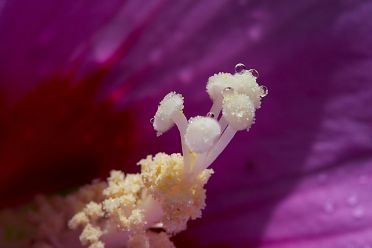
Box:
[0,0,372,247]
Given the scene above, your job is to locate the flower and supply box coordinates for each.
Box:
[1,66,266,247]
[1,0,372,247]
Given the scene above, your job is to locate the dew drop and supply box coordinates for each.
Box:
[248,68,259,78]
[222,87,234,96]
[207,112,215,118]
[353,206,365,219]
[150,118,155,124]
[235,63,247,74]
[260,85,268,97]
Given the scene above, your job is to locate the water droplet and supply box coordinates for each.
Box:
[207,112,215,118]
[222,87,234,96]
[150,118,154,124]
[353,206,365,219]
[235,63,247,74]
[260,85,268,97]
[347,195,358,207]
[248,68,259,78]
[323,201,335,214]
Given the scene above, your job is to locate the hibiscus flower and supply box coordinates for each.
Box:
[1,0,372,247]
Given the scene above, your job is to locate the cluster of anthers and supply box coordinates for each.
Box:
[68,63,267,248]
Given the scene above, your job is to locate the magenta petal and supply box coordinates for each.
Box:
[171,1,372,247]
[0,0,123,98]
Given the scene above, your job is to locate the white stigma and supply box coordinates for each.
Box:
[153,92,184,135]
[185,116,221,153]
[205,69,264,120]
[222,93,255,131]
[154,63,267,175]
[232,71,264,108]
[206,72,235,103]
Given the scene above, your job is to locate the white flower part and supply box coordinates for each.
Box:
[153,92,184,134]
[222,93,255,131]
[206,71,264,110]
[232,71,264,108]
[206,72,235,102]
[185,116,221,153]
